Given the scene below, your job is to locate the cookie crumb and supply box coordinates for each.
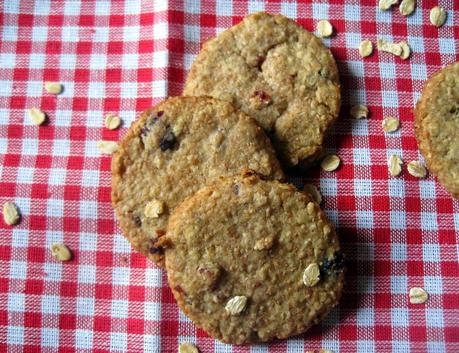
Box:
[225,296,247,315]
[105,114,121,130]
[316,20,333,38]
[399,0,416,16]
[303,263,320,287]
[430,6,447,27]
[50,243,72,261]
[3,202,20,225]
[382,117,400,133]
[350,104,369,119]
[44,81,63,95]
[409,287,428,304]
[303,184,322,204]
[179,343,199,353]
[28,107,46,125]
[321,154,341,172]
[389,155,403,177]
[407,161,427,178]
[97,140,118,154]
[379,0,398,11]
[144,200,165,218]
[359,40,373,57]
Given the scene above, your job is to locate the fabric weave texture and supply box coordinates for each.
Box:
[0,1,458,352]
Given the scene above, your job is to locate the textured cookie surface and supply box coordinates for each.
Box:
[111,97,284,264]
[184,12,341,167]
[163,173,344,344]
[415,61,459,198]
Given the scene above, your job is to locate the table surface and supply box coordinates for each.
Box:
[0,0,458,352]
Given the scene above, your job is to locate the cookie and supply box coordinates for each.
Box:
[111,97,284,265]
[162,171,344,344]
[184,12,341,168]
[414,61,459,198]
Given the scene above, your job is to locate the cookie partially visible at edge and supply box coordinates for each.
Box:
[184,12,341,168]
[162,172,344,344]
[414,61,459,198]
[111,97,284,265]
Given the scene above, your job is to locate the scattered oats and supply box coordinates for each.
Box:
[50,243,72,261]
[379,0,398,11]
[389,155,403,177]
[350,104,369,119]
[382,117,400,133]
[316,20,333,38]
[359,40,373,57]
[321,154,341,172]
[430,6,447,27]
[179,342,199,353]
[44,81,63,95]
[144,199,165,218]
[323,224,332,236]
[97,140,118,155]
[303,184,322,204]
[399,0,416,16]
[28,107,46,125]
[409,287,428,304]
[303,263,320,287]
[3,202,20,225]
[377,39,402,56]
[225,296,247,315]
[399,41,411,60]
[306,202,315,215]
[254,237,274,251]
[104,114,121,130]
[407,161,427,178]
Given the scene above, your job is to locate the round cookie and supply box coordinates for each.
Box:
[111,97,284,265]
[184,12,341,168]
[162,172,344,344]
[415,61,459,198]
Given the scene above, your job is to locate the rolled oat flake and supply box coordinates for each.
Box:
[430,6,447,27]
[3,202,20,225]
[316,20,333,38]
[179,342,199,353]
[359,40,373,57]
[382,117,400,133]
[321,154,341,172]
[44,81,63,95]
[407,160,427,178]
[409,287,428,304]
[225,295,248,315]
[389,155,403,177]
[50,243,73,261]
[399,0,416,16]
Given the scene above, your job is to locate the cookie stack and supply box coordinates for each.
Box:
[112,13,344,344]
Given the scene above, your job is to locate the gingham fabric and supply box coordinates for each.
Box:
[0,0,458,352]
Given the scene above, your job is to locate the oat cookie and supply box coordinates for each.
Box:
[184,12,341,168]
[162,172,344,344]
[414,61,459,198]
[111,97,284,264]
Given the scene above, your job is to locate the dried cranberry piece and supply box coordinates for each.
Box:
[133,215,142,227]
[252,90,271,103]
[160,126,177,151]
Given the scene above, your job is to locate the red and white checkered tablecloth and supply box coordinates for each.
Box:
[0,0,458,352]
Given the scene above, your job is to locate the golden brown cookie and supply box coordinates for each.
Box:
[162,172,344,344]
[414,61,459,198]
[184,12,341,168]
[111,97,284,265]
